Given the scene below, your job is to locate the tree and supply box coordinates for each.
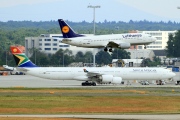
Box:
[95,51,112,66]
[166,33,175,57]
[84,51,93,63]
[141,56,161,67]
[173,30,180,57]
[166,30,180,57]
[75,51,84,62]
[111,49,131,59]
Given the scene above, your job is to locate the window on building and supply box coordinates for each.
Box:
[59,45,70,47]
[156,37,162,40]
[147,46,162,48]
[39,43,42,46]
[45,39,51,41]
[45,43,51,46]
[53,48,57,50]
[45,48,51,50]
[53,43,57,46]
[138,46,142,49]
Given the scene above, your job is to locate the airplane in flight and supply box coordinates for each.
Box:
[10,46,175,86]
[58,19,156,52]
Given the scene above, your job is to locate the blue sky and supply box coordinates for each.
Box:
[0,0,180,22]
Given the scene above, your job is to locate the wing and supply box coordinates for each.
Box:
[16,67,29,72]
[83,68,102,77]
[107,41,131,49]
[107,41,119,48]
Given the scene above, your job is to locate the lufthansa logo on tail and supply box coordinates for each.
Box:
[13,48,17,53]
[62,26,69,33]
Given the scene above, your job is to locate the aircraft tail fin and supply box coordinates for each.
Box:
[58,19,84,38]
[10,46,38,67]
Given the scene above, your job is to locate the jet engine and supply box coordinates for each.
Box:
[100,75,122,84]
[119,43,131,49]
[111,77,122,84]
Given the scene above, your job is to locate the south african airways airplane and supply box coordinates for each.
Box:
[10,46,175,86]
[58,19,156,52]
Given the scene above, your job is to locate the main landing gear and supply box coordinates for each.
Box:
[104,47,113,52]
[82,81,96,86]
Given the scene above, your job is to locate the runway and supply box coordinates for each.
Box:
[0,75,82,88]
[0,74,179,88]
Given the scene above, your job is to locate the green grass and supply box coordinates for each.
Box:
[0,87,179,114]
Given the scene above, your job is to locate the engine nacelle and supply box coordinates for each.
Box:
[119,43,131,49]
[111,77,122,84]
[100,75,113,83]
[100,75,122,84]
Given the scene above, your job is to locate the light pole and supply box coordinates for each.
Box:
[87,5,101,35]
[63,52,64,67]
[87,5,100,67]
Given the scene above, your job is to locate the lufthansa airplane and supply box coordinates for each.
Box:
[10,46,175,86]
[58,19,156,52]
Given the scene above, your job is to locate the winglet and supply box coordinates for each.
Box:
[58,19,84,38]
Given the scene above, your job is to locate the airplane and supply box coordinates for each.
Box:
[3,65,15,71]
[3,65,24,75]
[10,46,175,86]
[58,19,156,52]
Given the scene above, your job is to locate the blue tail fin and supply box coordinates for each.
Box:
[58,19,84,38]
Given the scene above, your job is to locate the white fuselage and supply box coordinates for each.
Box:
[19,67,175,81]
[62,33,156,48]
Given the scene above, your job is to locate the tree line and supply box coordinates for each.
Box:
[0,48,131,67]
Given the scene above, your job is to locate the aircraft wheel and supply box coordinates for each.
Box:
[82,82,85,86]
[109,48,113,52]
[92,82,96,86]
[104,47,108,52]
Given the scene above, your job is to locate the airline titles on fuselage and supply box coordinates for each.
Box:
[132,69,157,72]
[122,34,142,38]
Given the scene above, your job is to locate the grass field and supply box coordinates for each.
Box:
[0,87,180,114]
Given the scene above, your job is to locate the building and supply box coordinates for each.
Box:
[126,49,155,60]
[137,30,177,50]
[112,59,143,67]
[25,34,95,57]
